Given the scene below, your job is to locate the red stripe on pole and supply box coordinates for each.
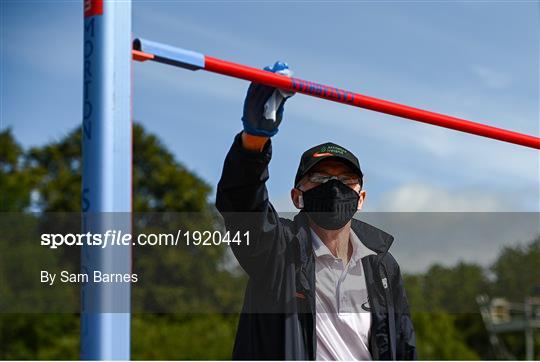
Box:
[205,56,540,150]
[84,0,103,17]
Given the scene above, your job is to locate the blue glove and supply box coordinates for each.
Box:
[241,61,295,137]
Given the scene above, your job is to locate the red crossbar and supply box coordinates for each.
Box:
[133,48,540,150]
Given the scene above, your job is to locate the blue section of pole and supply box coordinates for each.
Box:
[81,0,132,359]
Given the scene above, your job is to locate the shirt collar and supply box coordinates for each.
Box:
[311,228,333,258]
[310,228,374,264]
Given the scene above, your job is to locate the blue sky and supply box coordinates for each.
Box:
[2,1,539,270]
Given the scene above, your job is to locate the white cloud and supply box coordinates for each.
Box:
[370,182,513,212]
[470,65,513,89]
[359,212,540,273]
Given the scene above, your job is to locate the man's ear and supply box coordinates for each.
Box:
[291,188,303,209]
[357,189,367,210]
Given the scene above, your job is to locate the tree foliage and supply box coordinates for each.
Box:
[491,236,540,301]
[0,129,34,211]
[0,124,243,359]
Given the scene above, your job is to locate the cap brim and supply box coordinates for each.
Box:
[296,156,363,187]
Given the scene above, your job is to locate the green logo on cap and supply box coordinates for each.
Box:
[320,145,347,155]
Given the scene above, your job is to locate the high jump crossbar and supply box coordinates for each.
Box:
[133,38,540,150]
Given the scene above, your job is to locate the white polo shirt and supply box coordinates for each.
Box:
[311,228,376,361]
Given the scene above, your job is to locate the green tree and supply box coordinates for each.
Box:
[490,236,540,359]
[421,262,491,313]
[411,312,479,360]
[0,129,34,211]
[492,236,540,301]
[404,262,492,359]
[25,124,213,213]
[0,130,78,359]
[1,123,245,359]
[131,314,237,360]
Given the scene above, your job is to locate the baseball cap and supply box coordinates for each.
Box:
[294,142,363,187]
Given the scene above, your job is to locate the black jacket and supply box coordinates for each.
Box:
[216,133,417,360]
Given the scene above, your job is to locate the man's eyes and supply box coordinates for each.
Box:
[312,173,355,177]
[310,174,357,182]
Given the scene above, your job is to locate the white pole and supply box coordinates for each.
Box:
[81,0,132,359]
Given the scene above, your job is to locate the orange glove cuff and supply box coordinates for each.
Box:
[241,132,269,152]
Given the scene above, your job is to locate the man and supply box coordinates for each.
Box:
[216,62,416,360]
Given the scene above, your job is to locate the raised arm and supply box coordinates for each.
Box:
[215,61,294,278]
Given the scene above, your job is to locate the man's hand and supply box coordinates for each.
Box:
[241,61,294,145]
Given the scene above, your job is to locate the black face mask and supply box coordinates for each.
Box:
[302,179,360,230]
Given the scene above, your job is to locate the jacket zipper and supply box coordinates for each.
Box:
[380,259,397,360]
